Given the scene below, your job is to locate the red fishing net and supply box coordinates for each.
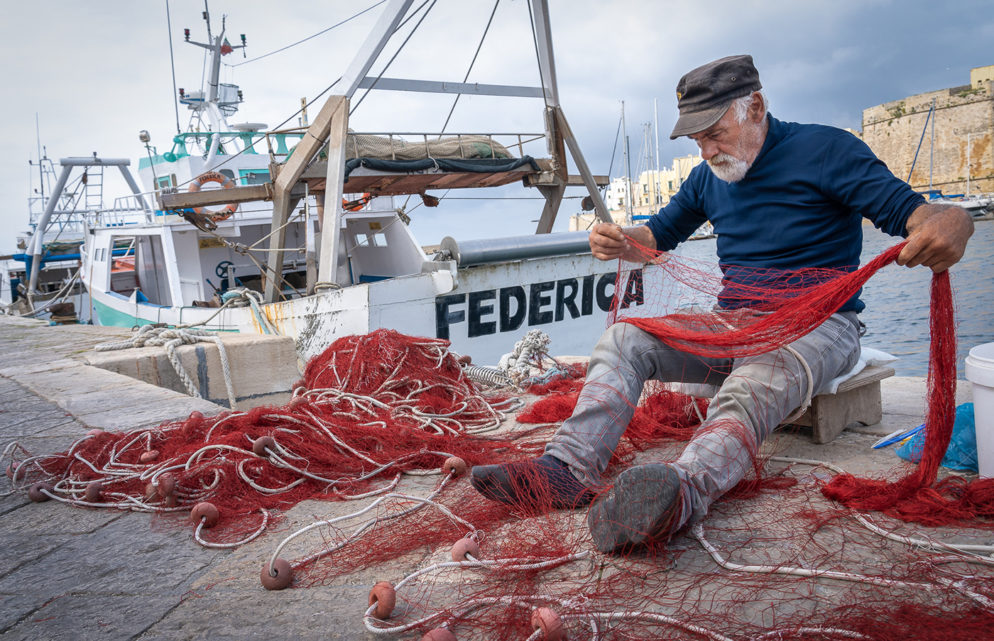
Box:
[5,242,993,640]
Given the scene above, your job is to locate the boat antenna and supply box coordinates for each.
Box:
[35,113,45,208]
[203,0,213,43]
[165,0,182,134]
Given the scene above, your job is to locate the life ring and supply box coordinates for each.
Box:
[188,171,238,221]
[342,193,372,212]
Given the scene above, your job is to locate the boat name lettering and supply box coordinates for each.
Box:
[434,270,644,339]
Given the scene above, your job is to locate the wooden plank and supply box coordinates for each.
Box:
[159,185,271,210]
[566,174,609,187]
[356,76,545,98]
[788,365,896,443]
[836,365,895,393]
[535,184,565,234]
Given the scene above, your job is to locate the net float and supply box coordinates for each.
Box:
[531,607,565,641]
[190,502,220,528]
[84,481,103,503]
[368,581,396,619]
[442,457,467,477]
[450,536,480,562]
[139,449,160,464]
[260,558,292,590]
[421,628,457,641]
[28,482,54,502]
[252,436,277,456]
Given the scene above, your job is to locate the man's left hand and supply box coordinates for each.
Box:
[897,204,974,273]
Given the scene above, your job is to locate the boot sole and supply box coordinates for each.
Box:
[587,464,681,553]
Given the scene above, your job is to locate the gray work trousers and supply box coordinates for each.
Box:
[545,312,861,528]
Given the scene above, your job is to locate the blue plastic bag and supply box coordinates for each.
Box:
[895,403,978,472]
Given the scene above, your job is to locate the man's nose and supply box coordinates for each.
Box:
[698,139,718,160]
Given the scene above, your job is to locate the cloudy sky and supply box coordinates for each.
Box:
[1,0,991,252]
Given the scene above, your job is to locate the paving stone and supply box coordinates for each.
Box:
[0,532,72,581]
[135,585,372,641]
[0,593,181,641]
[0,514,219,597]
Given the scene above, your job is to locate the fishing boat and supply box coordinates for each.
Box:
[60,1,627,364]
[0,149,102,323]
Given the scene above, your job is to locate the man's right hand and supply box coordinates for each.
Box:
[588,223,657,261]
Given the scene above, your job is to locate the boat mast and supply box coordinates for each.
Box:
[35,114,45,213]
[653,98,661,206]
[182,4,246,168]
[622,100,632,223]
[928,97,935,191]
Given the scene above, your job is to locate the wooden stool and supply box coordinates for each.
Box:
[788,365,895,443]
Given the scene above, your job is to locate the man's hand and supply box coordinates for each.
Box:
[898,204,974,273]
[589,223,657,261]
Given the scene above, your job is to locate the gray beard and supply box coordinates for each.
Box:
[708,153,751,183]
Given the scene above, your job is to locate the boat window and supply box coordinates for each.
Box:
[363,233,386,248]
[108,237,137,295]
[106,235,171,305]
[219,169,236,181]
[240,169,270,185]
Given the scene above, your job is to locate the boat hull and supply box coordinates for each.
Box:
[88,253,628,365]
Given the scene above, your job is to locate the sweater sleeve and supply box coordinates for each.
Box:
[645,167,710,251]
[818,131,925,238]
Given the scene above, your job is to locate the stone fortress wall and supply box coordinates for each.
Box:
[861,65,994,195]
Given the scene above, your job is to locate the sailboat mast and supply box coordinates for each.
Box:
[622,101,632,222]
[928,97,935,191]
[35,113,45,210]
[653,98,661,206]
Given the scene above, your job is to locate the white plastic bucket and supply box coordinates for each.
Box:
[965,342,994,478]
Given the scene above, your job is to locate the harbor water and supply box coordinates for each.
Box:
[673,221,993,377]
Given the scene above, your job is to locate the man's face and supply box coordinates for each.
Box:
[688,97,765,183]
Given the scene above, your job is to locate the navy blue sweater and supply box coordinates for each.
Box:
[645,114,925,312]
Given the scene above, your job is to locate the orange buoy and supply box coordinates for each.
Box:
[342,193,372,211]
[260,558,293,590]
[191,502,220,528]
[450,536,480,562]
[368,581,396,619]
[188,171,238,221]
[531,607,566,641]
[28,482,54,502]
[442,457,467,477]
[252,436,277,456]
[84,481,103,503]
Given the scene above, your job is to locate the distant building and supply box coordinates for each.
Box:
[570,154,703,230]
[861,65,993,196]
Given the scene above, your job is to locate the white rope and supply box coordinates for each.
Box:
[497,329,552,387]
[770,456,994,557]
[95,325,238,409]
[194,508,269,548]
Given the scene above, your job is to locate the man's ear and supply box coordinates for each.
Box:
[749,92,765,122]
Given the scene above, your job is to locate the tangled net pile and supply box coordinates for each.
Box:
[5,241,994,640]
[3,331,535,546]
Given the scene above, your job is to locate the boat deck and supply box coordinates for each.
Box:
[0,315,981,640]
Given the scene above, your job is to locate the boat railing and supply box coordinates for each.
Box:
[151,129,546,167]
[86,194,155,228]
[163,131,307,160]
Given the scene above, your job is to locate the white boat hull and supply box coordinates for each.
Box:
[88,252,631,365]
